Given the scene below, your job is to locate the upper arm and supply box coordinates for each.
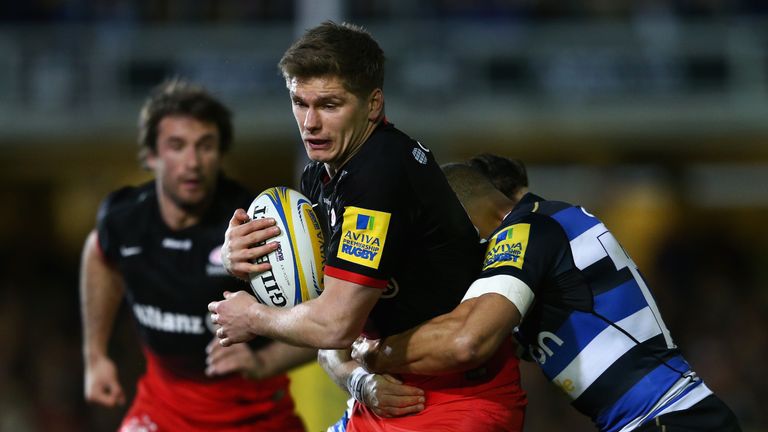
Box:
[450,293,522,366]
[81,229,122,292]
[324,159,406,290]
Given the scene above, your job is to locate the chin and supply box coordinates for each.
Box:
[174,191,208,209]
[306,149,335,163]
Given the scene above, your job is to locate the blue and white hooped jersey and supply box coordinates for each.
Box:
[479,193,712,432]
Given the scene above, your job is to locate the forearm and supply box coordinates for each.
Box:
[250,300,362,349]
[368,295,519,375]
[373,314,474,375]
[254,342,317,378]
[247,277,381,349]
[80,230,124,362]
[318,348,357,392]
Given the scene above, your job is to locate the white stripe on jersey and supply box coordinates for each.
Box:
[570,223,609,270]
[462,274,535,318]
[553,306,662,399]
[571,222,676,348]
[618,381,712,432]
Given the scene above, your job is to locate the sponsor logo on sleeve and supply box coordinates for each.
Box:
[482,223,530,271]
[337,207,390,269]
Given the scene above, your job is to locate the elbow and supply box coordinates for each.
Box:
[321,324,361,349]
[450,333,490,369]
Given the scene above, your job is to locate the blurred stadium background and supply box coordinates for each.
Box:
[1,0,767,431]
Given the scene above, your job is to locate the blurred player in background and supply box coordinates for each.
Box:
[209,22,526,432]
[353,155,742,432]
[79,79,314,431]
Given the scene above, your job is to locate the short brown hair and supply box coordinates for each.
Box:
[442,163,500,207]
[467,154,528,200]
[137,79,233,164]
[278,21,385,98]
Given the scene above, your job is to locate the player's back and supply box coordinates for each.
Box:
[495,193,712,432]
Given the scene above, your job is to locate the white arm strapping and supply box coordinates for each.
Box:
[461,274,534,318]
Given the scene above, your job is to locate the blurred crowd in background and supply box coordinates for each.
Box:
[2,0,768,22]
[1,0,767,431]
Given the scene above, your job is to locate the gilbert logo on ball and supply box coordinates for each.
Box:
[247,187,325,307]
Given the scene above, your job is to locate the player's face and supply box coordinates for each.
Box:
[147,116,221,212]
[288,75,381,171]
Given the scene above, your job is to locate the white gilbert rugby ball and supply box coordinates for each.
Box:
[247,187,325,307]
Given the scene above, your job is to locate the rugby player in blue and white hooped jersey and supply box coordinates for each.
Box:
[352,158,741,432]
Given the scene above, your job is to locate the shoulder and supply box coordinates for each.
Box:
[300,161,326,184]
[349,123,434,184]
[300,161,326,199]
[495,196,576,243]
[97,181,154,225]
[214,175,252,208]
[365,123,421,165]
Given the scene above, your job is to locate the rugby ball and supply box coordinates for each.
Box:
[247,187,325,307]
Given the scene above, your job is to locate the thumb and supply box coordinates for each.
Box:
[223,291,233,299]
[234,208,250,223]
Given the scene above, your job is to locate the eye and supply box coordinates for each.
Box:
[167,140,184,151]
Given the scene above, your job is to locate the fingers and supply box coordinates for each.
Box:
[226,212,279,244]
[229,208,251,227]
[222,213,281,280]
[380,374,425,396]
[373,399,425,418]
[87,381,125,407]
[205,343,234,376]
[205,341,258,378]
[365,374,425,418]
[370,388,425,418]
[224,242,279,278]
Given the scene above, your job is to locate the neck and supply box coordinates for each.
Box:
[325,119,380,177]
[156,190,208,231]
[473,193,518,239]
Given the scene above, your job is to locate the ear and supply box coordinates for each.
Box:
[367,89,384,121]
[145,148,158,170]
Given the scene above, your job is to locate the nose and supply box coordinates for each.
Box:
[303,108,320,133]
[184,145,201,169]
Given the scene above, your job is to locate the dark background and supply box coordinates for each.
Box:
[1,1,766,431]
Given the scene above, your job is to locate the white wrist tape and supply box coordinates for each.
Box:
[347,366,371,404]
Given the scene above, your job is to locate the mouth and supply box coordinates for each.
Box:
[305,138,331,150]
[181,177,203,190]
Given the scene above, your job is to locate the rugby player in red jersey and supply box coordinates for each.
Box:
[80,80,314,431]
[210,22,526,432]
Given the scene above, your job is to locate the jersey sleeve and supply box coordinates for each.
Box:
[323,160,407,289]
[95,187,133,264]
[471,216,567,318]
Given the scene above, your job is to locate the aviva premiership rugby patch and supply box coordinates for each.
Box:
[483,224,530,271]
[338,207,391,269]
